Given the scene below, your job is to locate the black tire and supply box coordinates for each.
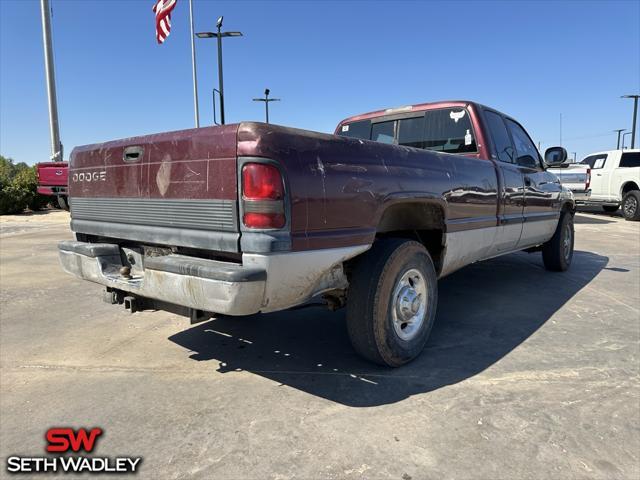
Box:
[602,205,619,213]
[622,191,640,221]
[346,238,438,367]
[57,195,69,211]
[542,211,574,271]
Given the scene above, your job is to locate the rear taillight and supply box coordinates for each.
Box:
[586,168,591,189]
[241,163,286,229]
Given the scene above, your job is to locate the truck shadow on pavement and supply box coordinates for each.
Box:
[574,214,616,225]
[169,250,607,407]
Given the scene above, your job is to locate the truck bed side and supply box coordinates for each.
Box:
[237,122,499,255]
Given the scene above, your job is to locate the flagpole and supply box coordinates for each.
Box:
[188,0,200,127]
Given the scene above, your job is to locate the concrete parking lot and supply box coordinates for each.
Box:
[1,209,639,479]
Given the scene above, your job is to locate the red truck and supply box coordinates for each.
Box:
[36,161,69,209]
[58,100,575,366]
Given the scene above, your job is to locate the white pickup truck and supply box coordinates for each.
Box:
[550,149,640,221]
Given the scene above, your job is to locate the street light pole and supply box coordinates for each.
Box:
[188,0,199,128]
[216,17,225,125]
[559,113,562,146]
[572,152,577,162]
[252,88,281,123]
[622,132,632,150]
[40,0,62,161]
[196,17,242,126]
[614,129,626,150]
[622,95,639,149]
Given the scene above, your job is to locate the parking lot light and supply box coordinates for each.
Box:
[621,95,639,149]
[614,129,626,150]
[196,16,243,125]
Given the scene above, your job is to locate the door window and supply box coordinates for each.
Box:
[505,119,541,169]
[485,111,515,163]
[620,152,640,168]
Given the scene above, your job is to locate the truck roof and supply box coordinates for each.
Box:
[582,149,640,156]
[337,100,495,126]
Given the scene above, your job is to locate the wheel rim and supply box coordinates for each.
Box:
[624,196,638,218]
[391,268,427,341]
[563,222,573,261]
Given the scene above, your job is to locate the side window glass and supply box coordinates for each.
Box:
[580,154,607,169]
[506,119,541,169]
[620,152,640,168]
[485,111,515,163]
[422,108,477,154]
[371,121,395,144]
[397,116,425,149]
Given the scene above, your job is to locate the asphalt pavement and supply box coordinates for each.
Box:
[1,209,638,479]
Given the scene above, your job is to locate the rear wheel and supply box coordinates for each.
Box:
[542,211,574,271]
[602,205,619,213]
[57,195,68,211]
[346,238,438,367]
[622,191,640,221]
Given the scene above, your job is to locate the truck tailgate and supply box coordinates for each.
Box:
[69,124,241,252]
[551,166,590,192]
[37,162,68,186]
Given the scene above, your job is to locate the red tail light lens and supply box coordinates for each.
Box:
[241,163,286,229]
[242,163,283,200]
[586,167,591,190]
[243,212,285,229]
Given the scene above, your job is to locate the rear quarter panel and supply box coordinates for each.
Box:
[238,122,498,251]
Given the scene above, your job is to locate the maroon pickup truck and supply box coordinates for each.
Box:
[58,100,574,366]
[36,161,69,209]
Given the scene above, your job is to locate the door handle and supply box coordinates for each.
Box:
[123,146,144,162]
[596,173,602,176]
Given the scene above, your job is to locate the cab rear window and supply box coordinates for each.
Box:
[581,154,608,169]
[338,108,477,154]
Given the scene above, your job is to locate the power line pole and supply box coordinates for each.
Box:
[40,0,62,161]
[614,129,626,149]
[252,88,281,123]
[621,95,639,149]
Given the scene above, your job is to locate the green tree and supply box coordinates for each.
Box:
[0,155,50,214]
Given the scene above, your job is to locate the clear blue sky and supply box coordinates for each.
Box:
[1,0,638,165]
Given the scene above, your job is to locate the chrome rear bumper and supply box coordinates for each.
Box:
[58,241,265,315]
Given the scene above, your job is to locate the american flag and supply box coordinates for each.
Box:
[152,0,177,44]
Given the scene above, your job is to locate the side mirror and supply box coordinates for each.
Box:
[544,146,568,167]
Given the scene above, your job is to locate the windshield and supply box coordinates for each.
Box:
[337,108,477,154]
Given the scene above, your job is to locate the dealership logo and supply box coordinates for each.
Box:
[6,427,142,474]
[46,427,103,453]
[72,171,106,182]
